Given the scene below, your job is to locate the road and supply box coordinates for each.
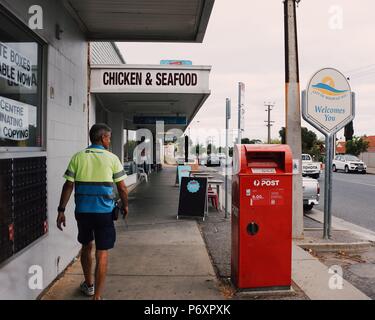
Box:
[213,165,375,232]
[316,171,375,232]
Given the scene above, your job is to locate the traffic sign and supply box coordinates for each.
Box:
[303,68,353,135]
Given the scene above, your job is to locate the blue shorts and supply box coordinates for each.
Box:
[75,213,116,250]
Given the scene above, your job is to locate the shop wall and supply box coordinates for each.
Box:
[0,0,88,299]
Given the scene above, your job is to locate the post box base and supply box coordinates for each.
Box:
[235,286,295,297]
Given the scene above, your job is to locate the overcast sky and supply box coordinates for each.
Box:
[117,0,375,146]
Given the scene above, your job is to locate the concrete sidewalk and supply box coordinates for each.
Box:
[41,166,371,300]
[292,244,370,300]
[199,208,371,300]
[42,167,222,300]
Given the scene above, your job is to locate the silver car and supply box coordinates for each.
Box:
[303,177,320,212]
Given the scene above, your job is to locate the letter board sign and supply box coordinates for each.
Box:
[177,177,207,219]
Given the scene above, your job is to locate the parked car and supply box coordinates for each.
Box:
[206,154,220,166]
[303,177,320,212]
[198,153,207,165]
[332,154,367,174]
[175,156,195,165]
[217,153,226,160]
[302,153,321,179]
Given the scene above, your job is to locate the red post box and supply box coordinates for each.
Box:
[231,144,293,290]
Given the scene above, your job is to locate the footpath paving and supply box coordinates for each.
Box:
[300,210,375,299]
[42,167,222,300]
[199,209,370,300]
[42,166,372,300]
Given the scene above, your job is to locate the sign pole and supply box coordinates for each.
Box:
[323,134,334,239]
[302,69,354,240]
[225,98,231,219]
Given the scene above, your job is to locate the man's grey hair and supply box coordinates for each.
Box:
[89,123,112,144]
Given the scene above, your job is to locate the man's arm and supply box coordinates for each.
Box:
[57,180,74,231]
[116,180,128,217]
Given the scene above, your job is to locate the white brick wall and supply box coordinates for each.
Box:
[0,0,89,299]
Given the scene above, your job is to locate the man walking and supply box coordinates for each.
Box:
[57,123,128,300]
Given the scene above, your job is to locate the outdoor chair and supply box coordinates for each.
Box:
[207,187,219,211]
[138,167,148,183]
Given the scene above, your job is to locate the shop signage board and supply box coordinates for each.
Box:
[90,65,210,94]
[0,95,30,141]
[0,42,32,88]
[133,116,187,125]
[177,177,207,220]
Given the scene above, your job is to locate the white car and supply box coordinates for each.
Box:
[198,154,207,165]
[206,154,220,166]
[175,156,195,165]
[302,153,321,179]
[217,153,226,160]
[332,154,367,174]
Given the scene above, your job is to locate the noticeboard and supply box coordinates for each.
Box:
[177,165,191,186]
[177,177,207,219]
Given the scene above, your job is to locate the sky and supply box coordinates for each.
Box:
[117,0,375,146]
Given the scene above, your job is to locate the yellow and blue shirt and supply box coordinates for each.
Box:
[64,145,126,214]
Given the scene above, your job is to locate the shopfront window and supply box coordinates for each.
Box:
[0,9,44,148]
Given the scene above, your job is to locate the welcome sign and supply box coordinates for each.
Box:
[303,68,353,134]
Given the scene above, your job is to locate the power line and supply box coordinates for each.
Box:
[345,64,375,74]
[345,64,375,80]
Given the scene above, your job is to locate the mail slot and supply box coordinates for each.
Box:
[231,144,293,290]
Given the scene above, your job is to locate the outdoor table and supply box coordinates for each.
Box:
[191,174,214,179]
[190,169,218,174]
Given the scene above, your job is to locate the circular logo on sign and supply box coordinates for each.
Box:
[253,180,261,187]
[187,180,200,193]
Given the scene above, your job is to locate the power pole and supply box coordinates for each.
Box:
[225,98,231,219]
[284,0,303,239]
[264,102,275,144]
[238,82,245,144]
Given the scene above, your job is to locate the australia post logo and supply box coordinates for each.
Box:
[253,179,280,187]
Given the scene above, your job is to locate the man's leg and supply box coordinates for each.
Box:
[93,250,108,300]
[81,242,94,286]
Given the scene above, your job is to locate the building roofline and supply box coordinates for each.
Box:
[111,42,126,64]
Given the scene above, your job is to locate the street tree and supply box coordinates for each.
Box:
[241,138,262,144]
[279,127,319,155]
[345,136,369,156]
[270,138,281,144]
[344,121,354,141]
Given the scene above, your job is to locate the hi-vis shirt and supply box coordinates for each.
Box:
[64,145,127,214]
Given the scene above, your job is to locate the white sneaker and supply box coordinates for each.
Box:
[80,281,95,296]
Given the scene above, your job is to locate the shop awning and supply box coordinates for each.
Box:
[90,64,211,132]
[63,0,215,42]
